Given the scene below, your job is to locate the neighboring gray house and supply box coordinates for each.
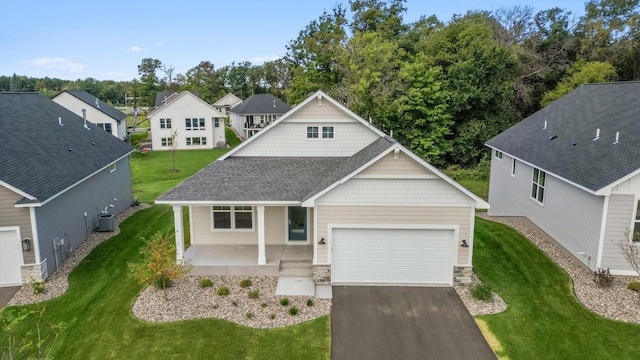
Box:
[53,90,128,140]
[486,82,640,276]
[157,90,489,294]
[229,93,290,139]
[0,93,134,286]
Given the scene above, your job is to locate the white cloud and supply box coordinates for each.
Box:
[250,55,281,63]
[25,57,86,73]
[128,45,146,52]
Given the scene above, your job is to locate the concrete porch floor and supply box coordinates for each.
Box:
[186,245,313,277]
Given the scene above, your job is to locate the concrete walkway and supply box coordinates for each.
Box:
[0,286,20,309]
[332,286,496,360]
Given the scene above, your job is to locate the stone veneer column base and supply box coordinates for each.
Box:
[453,266,473,285]
[313,265,331,285]
[21,258,48,284]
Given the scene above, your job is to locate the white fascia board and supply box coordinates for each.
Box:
[486,145,601,197]
[0,180,36,201]
[154,200,301,206]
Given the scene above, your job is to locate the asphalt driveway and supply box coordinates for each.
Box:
[331,286,496,360]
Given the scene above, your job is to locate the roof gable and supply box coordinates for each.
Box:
[0,93,134,204]
[155,91,178,107]
[56,90,127,122]
[486,82,640,193]
[147,91,225,118]
[229,93,290,115]
[213,93,242,107]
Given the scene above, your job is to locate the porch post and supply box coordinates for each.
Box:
[257,205,266,265]
[172,205,184,263]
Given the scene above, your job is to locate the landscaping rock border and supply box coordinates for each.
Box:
[131,276,331,329]
[7,205,150,306]
[478,214,640,324]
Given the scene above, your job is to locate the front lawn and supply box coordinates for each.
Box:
[0,206,330,359]
[474,217,640,359]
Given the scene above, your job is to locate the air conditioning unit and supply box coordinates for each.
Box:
[98,214,115,232]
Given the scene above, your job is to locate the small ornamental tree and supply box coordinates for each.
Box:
[618,229,640,303]
[169,129,179,173]
[128,232,191,301]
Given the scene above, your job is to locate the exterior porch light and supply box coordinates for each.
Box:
[22,238,31,251]
[319,237,326,245]
[461,239,469,248]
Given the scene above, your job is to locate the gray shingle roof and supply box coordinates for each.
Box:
[0,93,134,203]
[155,91,178,107]
[486,82,640,192]
[230,94,290,115]
[157,136,396,203]
[65,90,127,122]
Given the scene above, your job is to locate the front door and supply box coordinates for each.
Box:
[288,207,307,241]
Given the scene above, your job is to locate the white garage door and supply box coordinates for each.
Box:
[332,228,454,285]
[0,228,24,286]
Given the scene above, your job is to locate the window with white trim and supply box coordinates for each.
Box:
[531,168,546,204]
[634,201,640,242]
[307,126,318,138]
[185,118,205,130]
[161,137,173,147]
[212,206,253,230]
[186,137,206,146]
[322,126,334,138]
[97,123,112,133]
[495,150,503,160]
[214,117,220,128]
[109,163,116,173]
[160,118,172,129]
[511,158,517,177]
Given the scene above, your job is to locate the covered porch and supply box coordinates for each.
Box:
[185,244,313,277]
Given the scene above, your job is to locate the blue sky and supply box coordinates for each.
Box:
[0,0,587,81]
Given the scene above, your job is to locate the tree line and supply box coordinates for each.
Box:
[2,0,638,167]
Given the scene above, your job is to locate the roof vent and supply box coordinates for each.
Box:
[68,148,72,152]
[390,129,394,138]
[549,135,557,141]
[273,99,276,108]
[613,131,620,144]
[95,98,100,108]
[317,94,323,106]
[82,109,91,130]
[58,117,64,126]
[91,142,96,146]
[572,142,578,147]
[543,120,547,130]
[593,128,600,141]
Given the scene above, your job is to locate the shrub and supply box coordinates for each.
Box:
[628,281,640,292]
[216,286,230,296]
[231,300,238,307]
[261,302,268,308]
[306,299,314,307]
[199,278,213,288]
[246,312,254,319]
[248,289,260,299]
[593,268,614,288]
[288,306,299,316]
[470,282,493,301]
[240,279,252,288]
[279,297,290,306]
[269,313,276,319]
[29,276,46,295]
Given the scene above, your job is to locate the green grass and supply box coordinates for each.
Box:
[474,217,640,359]
[131,149,229,204]
[0,207,330,359]
[225,127,241,147]
[457,178,488,201]
[126,115,149,128]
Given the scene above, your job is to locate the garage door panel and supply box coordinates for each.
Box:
[332,228,454,285]
[0,229,24,286]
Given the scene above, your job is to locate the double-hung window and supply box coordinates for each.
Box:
[322,126,334,138]
[160,118,171,129]
[307,126,318,138]
[186,118,205,130]
[212,206,253,230]
[214,117,220,128]
[495,150,503,160]
[531,168,546,204]
[186,137,206,146]
[161,137,173,147]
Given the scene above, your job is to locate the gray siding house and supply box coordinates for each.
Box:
[486,82,640,276]
[229,93,291,139]
[0,93,134,286]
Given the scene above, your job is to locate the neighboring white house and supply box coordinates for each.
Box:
[229,93,290,139]
[0,93,134,286]
[213,93,242,116]
[486,82,640,276]
[52,90,127,140]
[148,91,227,150]
[156,90,489,295]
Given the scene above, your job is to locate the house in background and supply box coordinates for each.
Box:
[229,93,290,139]
[486,82,640,276]
[148,91,226,150]
[213,93,242,116]
[0,93,134,287]
[157,90,488,295]
[53,90,127,140]
[155,91,178,107]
